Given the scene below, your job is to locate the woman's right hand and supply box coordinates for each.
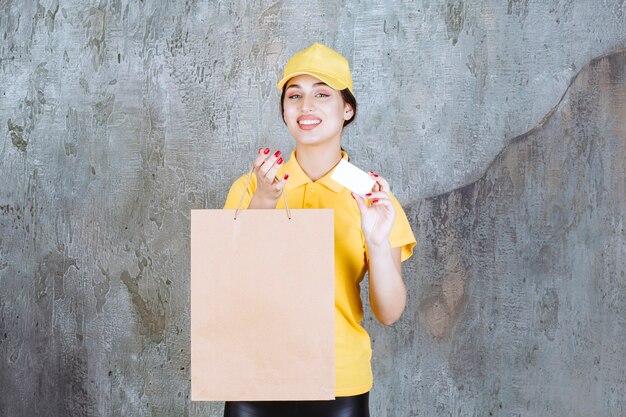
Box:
[248,147,289,209]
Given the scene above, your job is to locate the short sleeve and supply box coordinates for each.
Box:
[223,173,257,209]
[388,193,416,262]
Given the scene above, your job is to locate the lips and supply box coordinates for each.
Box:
[297,115,321,130]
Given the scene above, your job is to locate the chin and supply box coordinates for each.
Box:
[294,139,323,147]
[289,129,341,147]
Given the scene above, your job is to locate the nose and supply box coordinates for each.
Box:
[301,93,314,113]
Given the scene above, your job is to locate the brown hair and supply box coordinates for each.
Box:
[280,87,357,127]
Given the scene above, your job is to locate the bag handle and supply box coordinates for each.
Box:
[234,164,291,220]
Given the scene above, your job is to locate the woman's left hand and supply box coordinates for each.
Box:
[352,171,396,247]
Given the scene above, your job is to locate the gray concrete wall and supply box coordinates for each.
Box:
[365,50,626,416]
[0,1,625,416]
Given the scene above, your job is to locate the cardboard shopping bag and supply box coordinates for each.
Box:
[190,208,335,401]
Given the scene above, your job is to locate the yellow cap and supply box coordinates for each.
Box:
[277,42,353,93]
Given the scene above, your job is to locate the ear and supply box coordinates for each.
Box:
[343,103,354,121]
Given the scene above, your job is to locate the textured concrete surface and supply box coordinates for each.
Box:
[1,1,625,416]
[366,50,626,416]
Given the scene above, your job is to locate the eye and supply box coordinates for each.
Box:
[287,93,301,99]
[315,92,330,98]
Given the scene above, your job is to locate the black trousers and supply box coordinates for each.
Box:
[223,392,370,417]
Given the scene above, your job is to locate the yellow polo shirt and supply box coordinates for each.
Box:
[223,151,416,397]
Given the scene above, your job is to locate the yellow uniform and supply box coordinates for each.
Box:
[224,151,416,396]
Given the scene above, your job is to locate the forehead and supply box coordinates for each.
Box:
[285,74,330,89]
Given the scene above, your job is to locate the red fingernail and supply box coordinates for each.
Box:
[264,148,270,155]
[274,150,281,158]
[372,172,379,177]
[372,199,379,203]
[365,193,372,197]
[277,157,283,165]
[283,174,289,180]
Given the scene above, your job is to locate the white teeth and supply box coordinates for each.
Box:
[298,119,321,125]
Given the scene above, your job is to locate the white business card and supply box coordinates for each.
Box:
[330,159,376,197]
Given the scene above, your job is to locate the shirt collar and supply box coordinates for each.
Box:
[278,150,348,193]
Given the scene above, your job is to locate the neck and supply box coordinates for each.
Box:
[295,144,343,181]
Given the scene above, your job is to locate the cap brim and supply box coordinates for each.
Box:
[277,71,351,92]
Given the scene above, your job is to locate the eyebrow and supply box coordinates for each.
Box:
[286,82,329,89]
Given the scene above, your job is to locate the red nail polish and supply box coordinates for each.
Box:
[365,193,372,197]
[277,157,283,165]
[274,150,281,158]
[372,199,379,203]
[283,174,289,180]
[264,148,270,155]
[372,172,379,177]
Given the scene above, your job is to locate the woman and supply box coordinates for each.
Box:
[223,42,416,417]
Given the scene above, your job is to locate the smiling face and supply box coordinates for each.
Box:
[282,74,354,148]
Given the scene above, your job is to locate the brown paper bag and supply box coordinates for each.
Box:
[190,208,335,401]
